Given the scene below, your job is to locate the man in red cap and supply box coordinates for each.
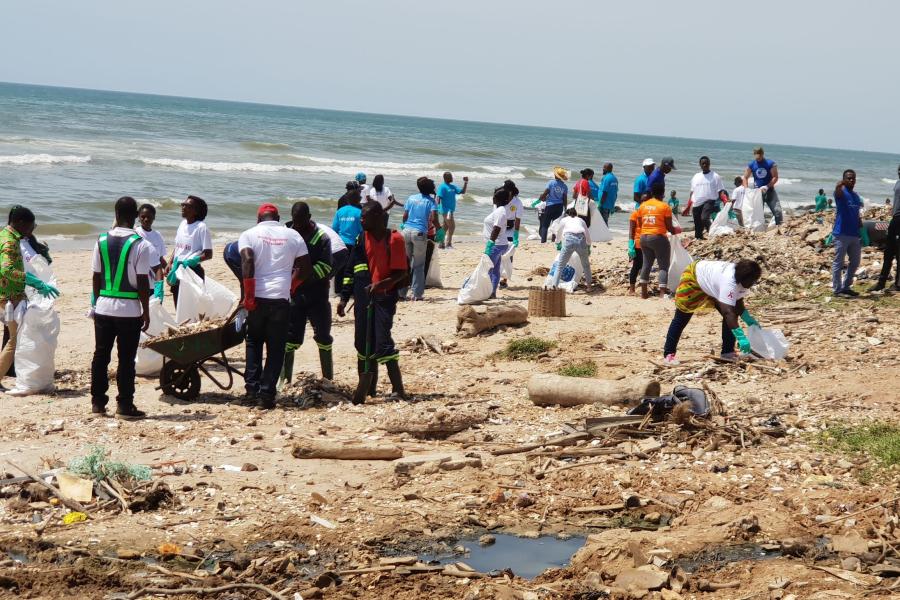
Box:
[239,203,312,408]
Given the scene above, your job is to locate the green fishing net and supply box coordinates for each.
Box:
[68,446,151,483]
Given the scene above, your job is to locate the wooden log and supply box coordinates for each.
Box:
[527,374,660,407]
[456,303,528,338]
[291,439,403,460]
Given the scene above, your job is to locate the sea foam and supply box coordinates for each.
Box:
[0,153,92,166]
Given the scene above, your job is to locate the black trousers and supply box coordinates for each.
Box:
[353,291,399,364]
[171,264,205,307]
[629,248,644,286]
[91,314,142,407]
[692,202,716,239]
[244,298,290,399]
[878,216,900,285]
[539,204,565,243]
[289,286,333,349]
[333,246,352,297]
[664,309,736,357]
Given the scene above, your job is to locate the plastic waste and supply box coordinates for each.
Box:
[709,205,738,237]
[10,255,59,395]
[743,188,767,232]
[543,255,583,293]
[173,266,236,324]
[499,245,516,281]
[746,325,790,360]
[667,235,693,288]
[426,246,443,288]
[135,297,178,376]
[457,254,494,305]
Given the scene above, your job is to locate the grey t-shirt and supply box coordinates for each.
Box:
[893,181,900,218]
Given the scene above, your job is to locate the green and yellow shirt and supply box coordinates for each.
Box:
[0,226,25,301]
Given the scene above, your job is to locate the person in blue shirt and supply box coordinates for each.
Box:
[742,146,783,225]
[646,157,675,193]
[436,171,468,249]
[401,177,441,300]
[633,159,655,207]
[332,187,362,297]
[598,163,619,224]
[831,169,865,297]
[537,167,569,243]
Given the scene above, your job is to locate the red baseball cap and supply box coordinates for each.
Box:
[257,203,279,218]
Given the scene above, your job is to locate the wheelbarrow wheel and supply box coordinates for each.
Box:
[160,361,201,401]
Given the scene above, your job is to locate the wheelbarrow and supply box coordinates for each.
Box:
[144,308,247,401]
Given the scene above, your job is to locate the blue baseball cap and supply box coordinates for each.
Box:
[355,172,366,183]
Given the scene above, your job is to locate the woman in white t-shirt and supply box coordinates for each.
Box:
[663,259,762,366]
[166,195,213,306]
[499,180,523,289]
[482,188,510,299]
[135,203,167,300]
[366,175,400,225]
[549,207,592,290]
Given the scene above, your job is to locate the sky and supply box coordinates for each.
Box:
[1,0,898,153]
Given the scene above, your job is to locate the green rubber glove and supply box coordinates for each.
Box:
[628,239,636,260]
[25,272,59,298]
[732,327,751,354]
[153,280,165,301]
[555,242,562,251]
[740,309,758,327]
[434,227,445,243]
[165,258,182,285]
[90,292,96,308]
[182,255,202,268]
[860,226,870,247]
[484,240,495,256]
[512,229,520,247]
[728,210,737,220]
[530,199,541,208]
[824,233,833,247]
[399,223,406,231]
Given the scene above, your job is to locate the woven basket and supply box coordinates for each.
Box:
[528,287,566,317]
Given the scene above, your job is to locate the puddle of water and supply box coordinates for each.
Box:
[425,534,585,580]
[674,543,782,573]
[7,550,28,564]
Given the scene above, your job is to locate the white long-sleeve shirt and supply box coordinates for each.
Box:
[559,215,592,245]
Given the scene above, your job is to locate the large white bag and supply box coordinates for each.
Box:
[426,246,443,288]
[587,203,613,242]
[10,255,60,395]
[499,246,515,281]
[204,274,236,318]
[457,254,495,305]
[743,189,767,232]
[173,266,236,324]
[667,235,693,288]
[747,325,790,360]
[708,205,736,237]
[135,297,178,376]
[543,255,584,293]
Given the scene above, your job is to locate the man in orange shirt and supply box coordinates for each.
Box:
[637,182,680,298]
[337,202,409,401]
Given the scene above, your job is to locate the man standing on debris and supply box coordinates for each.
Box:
[870,165,900,292]
[831,169,866,298]
[337,202,408,401]
[663,259,763,365]
[89,196,152,419]
[239,203,312,408]
[742,147,782,225]
[688,156,728,239]
[281,201,335,383]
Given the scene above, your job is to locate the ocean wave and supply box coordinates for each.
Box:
[0,153,92,166]
[240,141,293,152]
[37,222,99,236]
[135,197,181,209]
[882,178,897,185]
[777,178,801,185]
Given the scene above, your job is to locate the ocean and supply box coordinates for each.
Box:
[1,81,898,248]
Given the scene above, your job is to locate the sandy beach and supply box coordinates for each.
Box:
[1,217,899,599]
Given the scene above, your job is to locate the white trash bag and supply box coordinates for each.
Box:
[426,245,443,288]
[743,189,767,232]
[457,254,495,305]
[204,273,236,318]
[667,235,693,288]
[11,255,60,395]
[587,203,613,242]
[499,246,516,281]
[543,254,584,293]
[746,325,790,360]
[173,266,236,324]
[709,205,737,237]
[135,297,178,376]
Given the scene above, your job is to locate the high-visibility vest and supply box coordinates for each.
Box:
[98,233,141,299]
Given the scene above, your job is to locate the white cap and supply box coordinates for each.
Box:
[642,158,656,167]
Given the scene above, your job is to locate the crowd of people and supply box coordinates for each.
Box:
[0,148,896,416]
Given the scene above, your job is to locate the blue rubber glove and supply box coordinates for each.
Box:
[25,272,59,298]
[153,280,165,301]
[628,239,636,260]
[484,240,495,256]
[732,327,751,354]
[165,258,182,285]
[182,255,202,269]
[860,226,870,247]
[434,228,445,243]
[741,309,758,328]
[512,229,520,247]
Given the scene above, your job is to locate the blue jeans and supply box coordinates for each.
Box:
[832,234,861,292]
[551,233,591,287]
[402,228,428,299]
[762,189,783,225]
[488,244,506,296]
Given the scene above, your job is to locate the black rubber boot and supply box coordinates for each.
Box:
[385,360,406,400]
[869,279,886,292]
[357,359,378,397]
[319,348,333,380]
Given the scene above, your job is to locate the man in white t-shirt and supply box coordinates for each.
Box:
[90,196,152,420]
[238,203,311,408]
[688,156,727,239]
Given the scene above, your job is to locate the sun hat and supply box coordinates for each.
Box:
[553,166,569,181]
[642,158,656,167]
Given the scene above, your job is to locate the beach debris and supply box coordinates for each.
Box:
[291,439,403,461]
[527,374,660,407]
[56,472,93,503]
[378,404,489,438]
[456,303,528,337]
[68,445,151,484]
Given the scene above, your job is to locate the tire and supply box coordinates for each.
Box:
[160,361,201,401]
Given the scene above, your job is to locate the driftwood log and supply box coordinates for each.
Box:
[291,439,403,460]
[527,374,660,407]
[456,303,528,337]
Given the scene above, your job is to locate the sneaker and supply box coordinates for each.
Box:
[834,289,852,298]
[843,288,860,297]
[115,405,146,420]
[663,354,680,366]
[91,403,108,415]
[445,244,454,250]
[868,281,886,293]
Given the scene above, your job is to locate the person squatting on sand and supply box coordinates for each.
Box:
[549,207,593,291]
